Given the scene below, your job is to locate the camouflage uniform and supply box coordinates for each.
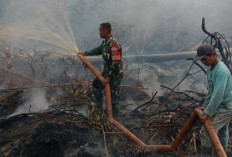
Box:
[85,36,123,116]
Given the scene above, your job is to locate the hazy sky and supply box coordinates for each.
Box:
[1,0,232,53]
[68,0,232,53]
[69,0,232,33]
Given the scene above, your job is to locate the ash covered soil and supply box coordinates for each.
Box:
[0,51,232,157]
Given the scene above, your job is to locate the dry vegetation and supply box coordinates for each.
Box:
[0,44,231,157]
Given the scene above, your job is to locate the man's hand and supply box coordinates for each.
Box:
[199,112,208,123]
[77,52,87,69]
[78,52,85,57]
[198,106,206,111]
[197,106,208,123]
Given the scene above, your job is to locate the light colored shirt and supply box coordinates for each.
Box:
[203,61,232,117]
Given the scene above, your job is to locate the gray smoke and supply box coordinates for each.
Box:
[1,0,232,54]
[9,88,50,117]
[67,0,232,54]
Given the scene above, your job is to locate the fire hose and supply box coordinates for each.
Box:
[77,53,227,157]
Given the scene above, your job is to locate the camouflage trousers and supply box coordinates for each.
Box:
[92,75,121,116]
[199,111,232,157]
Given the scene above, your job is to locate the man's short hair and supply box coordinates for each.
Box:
[100,23,111,33]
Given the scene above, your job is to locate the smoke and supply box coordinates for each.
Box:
[85,143,104,157]
[123,60,207,99]
[136,65,164,96]
[68,0,232,54]
[9,88,50,117]
[1,0,232,54]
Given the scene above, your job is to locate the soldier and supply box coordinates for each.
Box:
[78,22,123,116]
[194,44,232,156]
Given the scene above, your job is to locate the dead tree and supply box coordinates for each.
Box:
[202,17,232,73]
[164,17,232,97]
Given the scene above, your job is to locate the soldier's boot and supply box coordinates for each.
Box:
[112,96,120,118]
[92,88,103,110]
[112,105,119,117]
[92,78,104,110]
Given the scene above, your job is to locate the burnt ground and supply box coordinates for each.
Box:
[0,49,232,157]
[0,85,199,157]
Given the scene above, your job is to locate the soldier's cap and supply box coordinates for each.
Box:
[194,44,214,61]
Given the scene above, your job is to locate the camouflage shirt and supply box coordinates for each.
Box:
[85,36,123,79]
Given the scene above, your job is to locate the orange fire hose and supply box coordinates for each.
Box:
[77,54,227,156]
[195,108,227,157]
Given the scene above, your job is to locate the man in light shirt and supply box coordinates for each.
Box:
[195,44,232,156]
